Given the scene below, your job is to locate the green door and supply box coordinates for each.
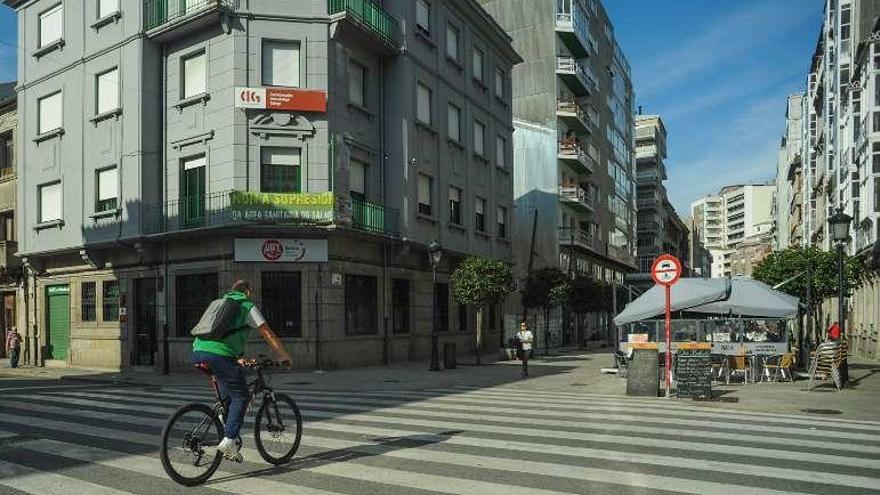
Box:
[46,285,71,361]
[182,166,205,228]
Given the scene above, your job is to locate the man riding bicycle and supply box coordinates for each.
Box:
[192,280,293,462]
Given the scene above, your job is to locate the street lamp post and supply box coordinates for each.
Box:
[828,208,852,383]
[428,240,442,371]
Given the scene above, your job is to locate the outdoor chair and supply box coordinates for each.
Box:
[761,353,794,382]
[612,348,633,377]
[726,354,752,385]
[805,341,847,391]
[709,354,727,381]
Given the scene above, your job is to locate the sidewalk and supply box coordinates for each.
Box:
[3,351,880,421]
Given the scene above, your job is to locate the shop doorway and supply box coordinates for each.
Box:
[133,278,158,366]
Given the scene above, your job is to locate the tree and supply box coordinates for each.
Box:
[451,256,515,365]
[753,246,867,346]
[567,275,613,347]
[520,267,570,354]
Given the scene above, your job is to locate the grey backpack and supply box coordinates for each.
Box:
[190,298,243,341]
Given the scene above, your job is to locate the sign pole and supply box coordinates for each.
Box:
[665,284,672,398]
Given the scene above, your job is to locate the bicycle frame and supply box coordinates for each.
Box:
[206,365,282,432]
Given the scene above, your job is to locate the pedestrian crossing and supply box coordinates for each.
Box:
[0,382,879,495]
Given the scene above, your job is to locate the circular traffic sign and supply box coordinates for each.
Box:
[651,254,682,286]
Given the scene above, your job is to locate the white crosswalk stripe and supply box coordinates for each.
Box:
[0,383,879,495]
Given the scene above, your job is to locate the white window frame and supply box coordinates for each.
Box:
[349,61,366,108]
[417,83,432,125]
[262,40,300,88]
[475,197,486,232]
[447,103,461,142]
[39,181,62,223]
[96,68,119,115]
[181,50,207,99]
[38,91,63,134]
[474,120,485,156]
[39,3,63,48]
[449,186,462,224]
[96,166,118,212]
[418,174,433,216]
[497,206,507,238]
[98,0,118,19]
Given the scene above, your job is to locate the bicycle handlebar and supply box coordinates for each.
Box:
[240,355,289,369]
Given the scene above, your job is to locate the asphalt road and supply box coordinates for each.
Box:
[1,373,879,495]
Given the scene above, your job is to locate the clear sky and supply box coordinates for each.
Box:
[605,0,824,215]
[0,1,824,215]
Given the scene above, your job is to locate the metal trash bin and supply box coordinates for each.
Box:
[443,343,457,369]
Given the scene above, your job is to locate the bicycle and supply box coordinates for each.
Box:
[159,356,302,486]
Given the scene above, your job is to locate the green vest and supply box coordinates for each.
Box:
[192,291,256,358]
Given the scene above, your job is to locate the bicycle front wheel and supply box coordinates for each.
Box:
[254,393,302,465]
[160,403,224,486]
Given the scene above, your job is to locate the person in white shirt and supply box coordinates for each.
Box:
[515,322,534,378]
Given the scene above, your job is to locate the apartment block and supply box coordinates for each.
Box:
[476,0,637,293]
[0,82,21,363]
[4,0,521,370]
[634,114,689,278]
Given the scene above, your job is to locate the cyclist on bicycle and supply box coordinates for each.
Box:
[192,280,293,462]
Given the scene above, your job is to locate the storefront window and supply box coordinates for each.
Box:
[261,272,302,337]
[345,274,378,335]
[176,273,218,337]
[102,280,119,322]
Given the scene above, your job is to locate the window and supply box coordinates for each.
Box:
[497,206,507,238]
[0,212,13,242]
[96,68,119,115]
[875,178,880,213]
[261,271,302,337]
[416,0,430,35]
[474,120,485,156]
[39,4,63,48]
[176,273,218,336]
[39,181,61,223]
[495,136,506,168]
[475,197,486,232]
[449,186,461,224]
[262,41,300,87]
[392,279,410,334]
[435,282,449,332]
[349,61,366,107]
[418,174,433,216]
[345,274,378,335]
[494,68,504,99]
[350,158,367,200]
[874,142,880,174]
[446,24,459,61]
[182,155,206,227]
[98,0,118,18]
[447,103,461,141]
[0,132,13,175]
[102,280,119,322]
[96,167,118,212]
[81,282,96,322]
[417,83,432,124]
[473,48,484,82]
[38,92,62,134]
[261,148,301,193]
[841,5,851,41]
[182,51,206,99]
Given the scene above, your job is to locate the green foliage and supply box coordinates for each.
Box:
[752,246,867,300]
[451,256,515,309]
[521,267,570,311]
[568,274,613,313]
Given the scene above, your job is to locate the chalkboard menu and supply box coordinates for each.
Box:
[675,343,712,400]
[626,345,660,397]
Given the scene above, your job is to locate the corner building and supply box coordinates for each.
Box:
[6,0,521,370]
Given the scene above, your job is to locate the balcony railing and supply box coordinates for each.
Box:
[558,139,592,173]
[607,243,637,268]
[556,98,588,133]
[329,0,402,50]
[141,189,398,237]
[559,185,593,210]
[556,56,592,96]
[144,0,231,32]
[559,228,593,250]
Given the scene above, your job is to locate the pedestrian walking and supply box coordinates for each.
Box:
[5,327,21,368]
[515,322,534,378]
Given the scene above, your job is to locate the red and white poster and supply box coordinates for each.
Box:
[234,239,328,263]
[235,87,327,112]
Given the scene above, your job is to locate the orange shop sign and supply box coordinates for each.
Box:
[234,87,327,112]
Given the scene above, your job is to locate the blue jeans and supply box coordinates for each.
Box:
[8,347,19,368]
[193,351,249,439]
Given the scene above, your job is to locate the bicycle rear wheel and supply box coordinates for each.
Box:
[160,403,224,486]
[254,393,302,465]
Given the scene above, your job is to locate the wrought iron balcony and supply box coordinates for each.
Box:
[556,57,593,97]
[329,0,402,54]
[559,228,593,251]
[558,139,593,174]
[559,185,593,212]
[144,0,232,38]
[556,98,588,134]
[350,196,400,236]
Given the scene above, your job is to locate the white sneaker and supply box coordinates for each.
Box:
[217,437,243,463]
